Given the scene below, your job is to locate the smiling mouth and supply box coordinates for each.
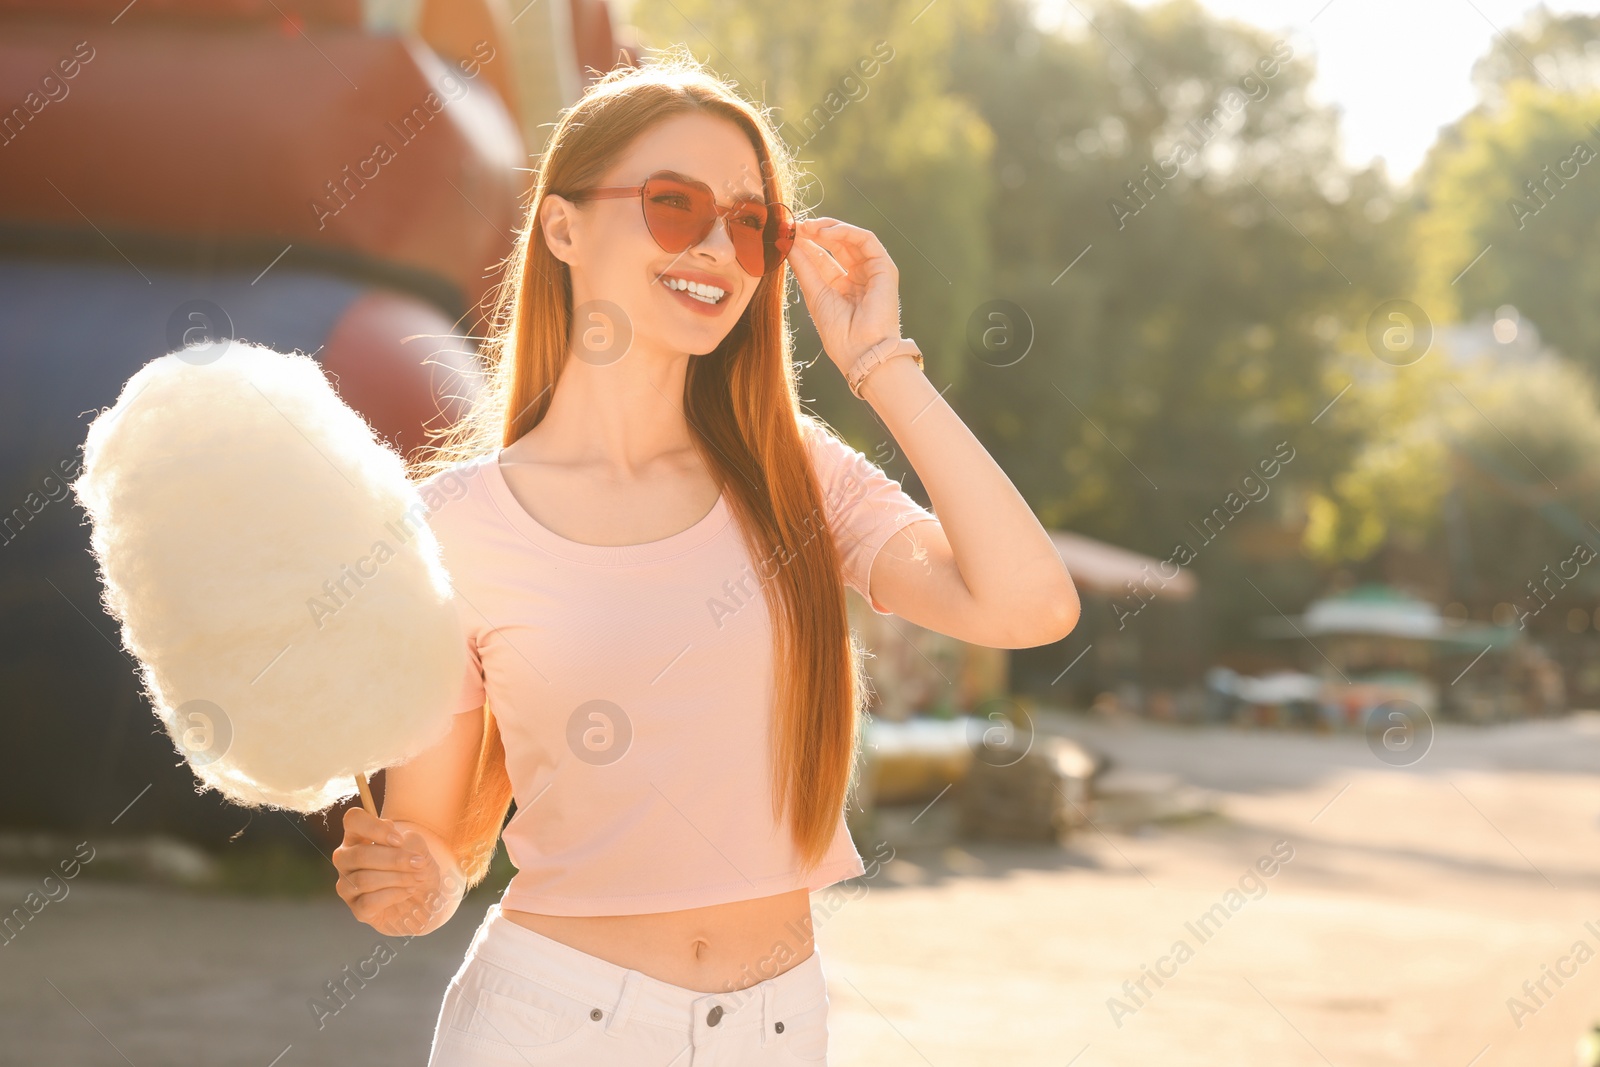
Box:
[659,273,727,305]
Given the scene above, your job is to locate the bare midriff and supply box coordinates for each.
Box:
[502,887,815,994]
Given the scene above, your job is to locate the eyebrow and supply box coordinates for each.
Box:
[656,169,766,204]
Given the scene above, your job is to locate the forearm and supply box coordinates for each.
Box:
[856,354,1076,617]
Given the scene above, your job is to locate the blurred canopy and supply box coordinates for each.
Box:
[1470,4,1600,106]
[1414,84,1600,371]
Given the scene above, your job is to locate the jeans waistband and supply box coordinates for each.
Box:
[465,902,827,1041]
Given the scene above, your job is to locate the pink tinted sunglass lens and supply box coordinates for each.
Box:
[640,176,792,276]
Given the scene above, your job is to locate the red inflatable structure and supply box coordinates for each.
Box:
[0,0,633,845]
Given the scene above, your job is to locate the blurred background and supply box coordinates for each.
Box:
[5,0,1600,1063]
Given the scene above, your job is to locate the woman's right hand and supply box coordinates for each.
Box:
[332,805,459,936]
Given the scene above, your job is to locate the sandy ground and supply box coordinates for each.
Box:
[4,711,1599,1066]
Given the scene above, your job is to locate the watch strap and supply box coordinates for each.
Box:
[846,337,923,398]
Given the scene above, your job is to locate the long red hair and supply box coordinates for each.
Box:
[413,49,869,889]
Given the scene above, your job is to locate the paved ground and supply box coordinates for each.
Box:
[822,711,1600,1066]
[5,711,1599,1065]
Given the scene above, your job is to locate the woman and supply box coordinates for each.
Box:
[331,51,1079,1065]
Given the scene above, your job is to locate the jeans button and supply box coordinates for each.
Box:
[707,1005,724,1026]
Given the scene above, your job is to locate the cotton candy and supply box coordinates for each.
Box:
[71,340,465,812]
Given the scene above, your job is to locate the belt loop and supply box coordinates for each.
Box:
[604,970,644,1037]
[759,980,775,1048]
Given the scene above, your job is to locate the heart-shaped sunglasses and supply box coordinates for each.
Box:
[562,170,797,277]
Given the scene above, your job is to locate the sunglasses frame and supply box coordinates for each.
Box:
[561,169,796,277]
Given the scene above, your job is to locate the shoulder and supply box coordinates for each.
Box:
[413,452,496,531]
[796,416,890,505]
[797,415,867,479]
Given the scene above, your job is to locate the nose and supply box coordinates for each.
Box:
[690,212,739,265]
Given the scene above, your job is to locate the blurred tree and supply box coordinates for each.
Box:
[1413,78,1600,371]
[1305,350,1600,634]
[947,0,1404,640]
[1348,6,1600,627]
[1470,5,1600,108]
[1447,357,1600,628]
[1298,341,1450,566]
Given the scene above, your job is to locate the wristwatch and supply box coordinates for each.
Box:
[846,337,924,398]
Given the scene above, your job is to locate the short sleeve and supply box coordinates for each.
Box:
[802,421,938,615]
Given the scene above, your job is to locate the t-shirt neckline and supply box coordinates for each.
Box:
[483,449,731,565]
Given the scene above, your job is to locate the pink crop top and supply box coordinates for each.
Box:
[414,418,938,916]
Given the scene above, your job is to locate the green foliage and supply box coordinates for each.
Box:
[945,0,1404,643]
[1299,344,1600,592]
[1442,356,1600,609]
[1299,344,1453,565]
[1470,5,1600,108]
[1414,82,1600,369]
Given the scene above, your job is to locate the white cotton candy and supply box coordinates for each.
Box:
[71,341,465,812]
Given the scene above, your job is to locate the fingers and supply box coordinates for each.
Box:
[333,842,420,875]
[333,839,442,929]
[337,867,422,899]
[785,237,832,288]
[795,221,897,294]
[397,827,433,856]
[343,803,402,846]
[796,220,847,266]
[346,886,418,924]
[801,218,892,266]
[333,810,444,927]
[790,232,850,285]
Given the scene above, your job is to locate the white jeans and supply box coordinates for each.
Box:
[428,902,832,1065]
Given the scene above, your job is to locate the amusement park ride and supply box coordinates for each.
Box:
[0,0,634,845]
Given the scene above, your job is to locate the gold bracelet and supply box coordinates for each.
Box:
[846,337,924,398]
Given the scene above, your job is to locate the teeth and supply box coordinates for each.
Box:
[662,275,726,303]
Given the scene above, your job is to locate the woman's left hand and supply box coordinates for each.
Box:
[786,217,904,378]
